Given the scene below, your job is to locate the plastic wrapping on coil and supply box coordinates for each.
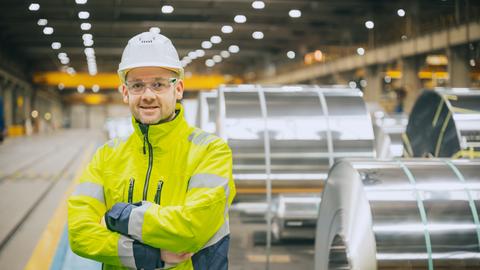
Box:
[405,88,480,158]
[315,159,480,270]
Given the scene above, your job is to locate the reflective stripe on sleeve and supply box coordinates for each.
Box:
[188,174,228,190]
[72,182,105,204]
[128,202,152,242]
[117,235,136,268]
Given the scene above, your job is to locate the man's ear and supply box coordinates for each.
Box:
[121,85,129,104]
[175,80,184,101]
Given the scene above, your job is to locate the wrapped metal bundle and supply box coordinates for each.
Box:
[373,113,408,158]
[405,88,480,158]
[216,85,375,192]
[315,159,480,270]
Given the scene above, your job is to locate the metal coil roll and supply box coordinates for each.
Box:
[214,85,375,192]
[405,88,480,158]
[315,159,480,270]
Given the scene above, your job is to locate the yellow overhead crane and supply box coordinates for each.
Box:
[33,72,241,91]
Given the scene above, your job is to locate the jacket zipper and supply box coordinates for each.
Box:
[154,180,164,205]
[128,177,135,203]
[143,130,153,201]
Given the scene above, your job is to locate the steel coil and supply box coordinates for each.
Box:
[315,159,480,270]
[215,85,375,191]
[405,88,480,158]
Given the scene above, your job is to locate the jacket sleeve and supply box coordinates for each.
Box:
[108,139,236,253]
[68,147,163,269]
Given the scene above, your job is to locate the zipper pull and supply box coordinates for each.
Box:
[128,177,135,203]
[154,180,164,205]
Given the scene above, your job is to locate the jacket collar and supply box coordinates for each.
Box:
[131,103,189,151]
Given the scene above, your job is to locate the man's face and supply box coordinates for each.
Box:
[122,67,184,124]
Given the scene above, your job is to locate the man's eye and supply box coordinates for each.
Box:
[153,82,168,89]
[131,83,144,89]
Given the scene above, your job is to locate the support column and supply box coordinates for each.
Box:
[448,45,471,87]
[364,65,383,102]
[401,56,423,113]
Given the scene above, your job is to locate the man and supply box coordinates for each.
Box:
[68,29,235,270]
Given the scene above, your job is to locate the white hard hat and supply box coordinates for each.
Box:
[118,29,184,83]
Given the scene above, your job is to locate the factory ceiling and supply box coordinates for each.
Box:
[0,0,478,84]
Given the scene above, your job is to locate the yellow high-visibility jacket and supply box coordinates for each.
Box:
[68,104,235,269]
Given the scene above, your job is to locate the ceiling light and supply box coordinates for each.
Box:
[397,9,406,17]
[195,49,205,57]
[234,15,247,23]
[357,47,365,55]
[60,58,70,64]
[77,85,85,93]
[289,9,301,18]
[210,35,222,44]
[84,47,95,56]
[43,27,54,35]
[187,52,197,59]
[67,67,76,75]
[205,59,215,67]
[470,59,476,67]
[51,42,61,50]
[58,52,67,59]
[78,11,90,19]
[28,3,40,11]
[58,83,64,90]
[149,27,161,34]
[75,0,87,4]
[82,33,93,40]
[220,51,230,58]
[84,39,94,46]
[221,25,233,34]
[213,55,222,63]
[37,19,48,26]
[201,41,213,49]
[252,1,265,9]
[92,85,100,93]
[365,20,374,29]
[81,23,91,30]
[162,5,174,14]
[228,45,240,53]
[287,51,295,59]
[349,81,357,89]
[252,31,264,39]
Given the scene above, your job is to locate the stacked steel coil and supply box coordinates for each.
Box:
[214,85,375,191]
[315,159,480,270]
[405,88,480,158]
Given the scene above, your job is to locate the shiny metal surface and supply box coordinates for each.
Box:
[373,113,408,158]
[216,85,375,190]
[195,91,218,133]
[315,159,480,270]
[405,88,480,158]
[271,194,321,240]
